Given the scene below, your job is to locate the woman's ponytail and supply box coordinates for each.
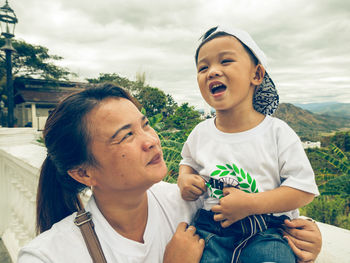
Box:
[36,156,81,234]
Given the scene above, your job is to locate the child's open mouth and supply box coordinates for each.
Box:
[210,83,227,95]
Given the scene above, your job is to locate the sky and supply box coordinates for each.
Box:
[9,0,350,109]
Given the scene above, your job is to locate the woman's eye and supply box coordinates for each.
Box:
[143,121,150,127]
[118,132,133,143]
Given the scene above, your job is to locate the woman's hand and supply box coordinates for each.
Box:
[163,222,205,263]
[282,218,322,263]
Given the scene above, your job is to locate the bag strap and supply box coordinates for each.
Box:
[74,209,108,263]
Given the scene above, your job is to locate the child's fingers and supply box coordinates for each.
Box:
[190,185,205,196]
[182,191,200,201]
[193,175,207,191]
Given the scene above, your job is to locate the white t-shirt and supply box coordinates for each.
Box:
[180,116,319,218]
[18,182,202,263]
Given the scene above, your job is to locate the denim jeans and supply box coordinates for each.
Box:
[192,209,296,263]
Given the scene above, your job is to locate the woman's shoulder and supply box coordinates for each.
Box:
[149,181,202,224]
[18,213,89,262]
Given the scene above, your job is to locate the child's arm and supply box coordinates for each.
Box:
[178,165,207,201]
[211,186,314,227]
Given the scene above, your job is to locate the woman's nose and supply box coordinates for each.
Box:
[142,132,158,151]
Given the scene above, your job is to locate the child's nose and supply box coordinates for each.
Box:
[208,67,222,79]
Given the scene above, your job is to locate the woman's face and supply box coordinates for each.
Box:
[85,97,167,193]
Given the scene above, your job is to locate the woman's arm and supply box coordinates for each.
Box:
[282,218,322,263]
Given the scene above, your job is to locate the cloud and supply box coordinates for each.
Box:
[10,0,350,108]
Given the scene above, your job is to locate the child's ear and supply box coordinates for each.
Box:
[252,64,265,86]
[67,167,97,187]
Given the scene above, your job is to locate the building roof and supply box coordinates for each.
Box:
[15,89,78,104]
[13,77,88,105]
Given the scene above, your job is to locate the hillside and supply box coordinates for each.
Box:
[295,102,350,118]
[273,103,350,140]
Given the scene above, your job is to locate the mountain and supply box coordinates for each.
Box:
[273,103,350,141]
[294,102,350,118]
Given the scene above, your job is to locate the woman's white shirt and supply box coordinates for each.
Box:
[18,182,202,263]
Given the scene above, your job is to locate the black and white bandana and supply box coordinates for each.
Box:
[253,73,279,115]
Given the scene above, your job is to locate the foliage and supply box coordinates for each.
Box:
[87,72,178,119]
[86,73,143,94]
[314,144,350,198]
[164,103,202,137]
[0,39,73,81]
[159,133,184,183]
[300,195,348,227]
[164,94,178,117]
[136,86,167,117]
[144,110,184,183]
[0,39,75,107]
[306,149,339,175]
[302,143,350,230]
[321,131,350,152]
[317,144,350,175]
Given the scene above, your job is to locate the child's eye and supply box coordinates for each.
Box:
[143,121,150,128]
[222,59,233,64]
[198,65,208,72]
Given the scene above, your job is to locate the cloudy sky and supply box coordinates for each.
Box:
[10,0,350,109]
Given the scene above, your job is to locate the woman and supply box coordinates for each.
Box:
[18,83,321,262]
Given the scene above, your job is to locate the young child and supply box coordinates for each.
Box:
[178,26,319,263]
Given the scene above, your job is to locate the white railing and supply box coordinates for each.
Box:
[0,128,45,262]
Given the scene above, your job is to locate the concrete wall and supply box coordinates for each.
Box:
[0,128,45,262]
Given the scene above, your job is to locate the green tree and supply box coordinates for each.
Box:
[86,73,140,93]
[0,39,73,80]
[164,94,178,117]
[136,86,167,117]
[164,102,202,137]
[0,39,75,108]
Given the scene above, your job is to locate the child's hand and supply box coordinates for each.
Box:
[211,187,254,227]
[177,173,207,201]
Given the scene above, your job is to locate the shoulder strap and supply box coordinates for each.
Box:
[74,209,108,263]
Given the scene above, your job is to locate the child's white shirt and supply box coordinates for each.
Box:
[180,116,319,219]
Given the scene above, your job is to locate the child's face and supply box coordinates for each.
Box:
[196,35,261,113]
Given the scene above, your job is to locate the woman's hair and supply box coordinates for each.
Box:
[36,83,140,234]
[194,26,258,66]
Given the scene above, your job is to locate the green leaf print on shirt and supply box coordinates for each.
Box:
[207,163,259,199]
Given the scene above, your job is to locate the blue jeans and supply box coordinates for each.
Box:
[192,209,296,263]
